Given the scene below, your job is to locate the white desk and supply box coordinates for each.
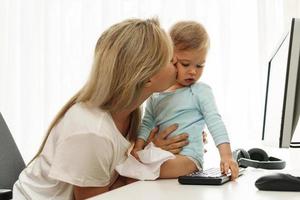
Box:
[90,148,300,200]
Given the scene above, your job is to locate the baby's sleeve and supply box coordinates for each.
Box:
[137,97,156,141]
[49,134,114,187]
[194,83,230,146]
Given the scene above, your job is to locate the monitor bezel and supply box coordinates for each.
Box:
[262,18,300,148]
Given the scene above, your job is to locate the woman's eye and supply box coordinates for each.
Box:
[170,58,177,65]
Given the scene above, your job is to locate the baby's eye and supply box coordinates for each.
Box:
[196,64,205,68]
[182,63,190,67]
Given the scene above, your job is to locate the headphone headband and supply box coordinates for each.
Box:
[238,157,286,170]
[233,148,286,170]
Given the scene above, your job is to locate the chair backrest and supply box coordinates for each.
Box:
[0,113,25,190]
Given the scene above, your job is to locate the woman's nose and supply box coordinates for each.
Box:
[172,57,178,71]
[172,56,178,65]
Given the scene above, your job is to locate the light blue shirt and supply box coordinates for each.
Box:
[137,82,230,167]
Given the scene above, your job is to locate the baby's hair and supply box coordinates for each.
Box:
[170,21,210,51]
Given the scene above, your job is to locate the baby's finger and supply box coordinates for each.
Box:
[220,164,224,174]
[223,163,230,174]
[230,162,239,180]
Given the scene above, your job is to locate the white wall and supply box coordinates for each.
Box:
[0,0,300,163]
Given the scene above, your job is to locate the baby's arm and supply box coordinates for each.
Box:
[217,143,239,180]
[132,98,154,160]
[195,84,238,179]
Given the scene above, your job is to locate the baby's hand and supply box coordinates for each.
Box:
[131,138,146,161]
[220,157,239,180]
[130,147,142,161]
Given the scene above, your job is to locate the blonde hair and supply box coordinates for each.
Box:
[29,18,173,165]
[170,21,210,51]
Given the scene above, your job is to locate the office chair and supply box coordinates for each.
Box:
[0,113,25,200]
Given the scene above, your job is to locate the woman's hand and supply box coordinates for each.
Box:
[202,131,208,144]
[202,131,208,153]
[146,124,189,154]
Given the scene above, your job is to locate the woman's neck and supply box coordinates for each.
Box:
[111,90,150,136]
[111,112,131,136]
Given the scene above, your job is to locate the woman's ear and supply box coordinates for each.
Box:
[144,80,152,88]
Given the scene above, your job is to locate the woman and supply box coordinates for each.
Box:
[13,18,189,200]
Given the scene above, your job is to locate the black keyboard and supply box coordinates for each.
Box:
[178,167,245,185]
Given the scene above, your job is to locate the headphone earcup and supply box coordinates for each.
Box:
[248,148,269,161]
[233,148,250,168]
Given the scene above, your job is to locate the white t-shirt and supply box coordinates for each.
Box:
[13,103,131,200]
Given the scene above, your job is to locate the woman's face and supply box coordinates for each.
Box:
[149,57,178,92]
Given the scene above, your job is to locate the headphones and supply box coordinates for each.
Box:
[232,148,286,170]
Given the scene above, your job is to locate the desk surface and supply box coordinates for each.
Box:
[90,148,300,200]
[90,168,300,200]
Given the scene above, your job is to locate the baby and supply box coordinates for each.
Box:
[132,21,238,179]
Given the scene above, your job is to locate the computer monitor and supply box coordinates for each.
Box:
[262,18,300,148]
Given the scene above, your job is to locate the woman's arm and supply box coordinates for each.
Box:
[73,175,136,199]
[134,125,208,155]
[73,125,189,199]
[73,185,110,200]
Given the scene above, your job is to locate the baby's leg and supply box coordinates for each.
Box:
[159,155,198,179]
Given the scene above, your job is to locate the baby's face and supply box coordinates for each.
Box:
[174,48,207,87]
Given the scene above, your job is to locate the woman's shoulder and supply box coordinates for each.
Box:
[62,103,130,145]
[58,103,112,137]
[66,102,107,124]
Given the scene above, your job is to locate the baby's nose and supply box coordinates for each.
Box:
[189,68,196,74]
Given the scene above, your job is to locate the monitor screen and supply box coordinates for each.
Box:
[262,18,300,148]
